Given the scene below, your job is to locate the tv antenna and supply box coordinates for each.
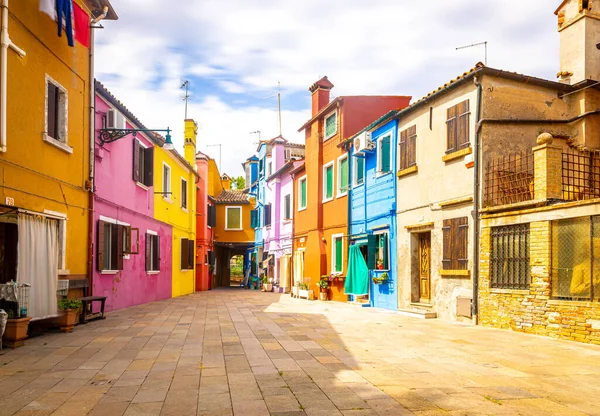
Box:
[250,130,261,144]
[456,41,488,65]
[181,79,190,119]
[261,81,282,136]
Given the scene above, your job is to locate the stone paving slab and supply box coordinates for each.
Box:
[2,289,600,415]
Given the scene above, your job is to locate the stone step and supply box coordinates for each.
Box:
[397,308,437,319]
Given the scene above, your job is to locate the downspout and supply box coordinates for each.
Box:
[87,7,108,290]
[0,0,26,153]
[472,76,483,324]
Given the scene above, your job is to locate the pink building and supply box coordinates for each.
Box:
[92,81,172,311]
[263,138,304,292]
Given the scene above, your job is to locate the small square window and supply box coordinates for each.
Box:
[324,112,337,140]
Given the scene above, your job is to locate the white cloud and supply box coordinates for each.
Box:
[94,1,563,176]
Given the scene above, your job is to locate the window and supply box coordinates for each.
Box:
[264,203,272,227]
[284,194,291,220]
[374,232,389,270]
[399,125,417,170]
[552,217,600,300]
[207,204,216,227]
[146,232,160,272]
[442,217,469,271]
[323,162,334,202]
[0,223,18,283]
[181,178,188,209]
[298,175,307,211]
[133,140,154,187]
[446,100,470,153]
[250,209,259,229]
[162,163,171,199]
[332,234,344,273]
[324,111,337,140]
[268,161,272,177]
[377,134,391,174]
[97,220,128,272]
[490,224,530,290]
[353,156,364,186]
[225,206,242,230]
[180,238,195,270]
[259,159,265,178]
[337,155,348,196]
[44,75,69,151]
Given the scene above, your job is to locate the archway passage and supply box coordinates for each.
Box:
[229,255,244,287]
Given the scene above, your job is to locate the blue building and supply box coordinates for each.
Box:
[346,111,399,310]
[242,154,260,283]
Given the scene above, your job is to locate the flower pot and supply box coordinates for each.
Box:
[3,317,31,348]
[56,309,78,333]
[264,283,273,292]
[292,287,299,297]
[319,292,328,301]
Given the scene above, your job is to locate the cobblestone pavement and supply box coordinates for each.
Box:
[1,289,600,416]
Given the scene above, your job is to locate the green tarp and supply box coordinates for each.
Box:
[345,245,369,296]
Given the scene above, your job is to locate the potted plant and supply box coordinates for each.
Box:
[3,309,31,348]
[376,259,384,270]
[373,272,389,285]
[263,276,273,292]
[298,282,313,300]
[56,299,82,332]
[317,279,329,301]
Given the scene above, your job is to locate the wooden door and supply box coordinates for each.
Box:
[419,233,431,302]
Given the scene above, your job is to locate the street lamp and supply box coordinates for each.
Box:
[99,127,174,150]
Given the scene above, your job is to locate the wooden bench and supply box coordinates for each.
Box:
[63,279,107,324]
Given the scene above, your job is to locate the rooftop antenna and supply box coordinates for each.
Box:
[250,130,261,144]
[181,79,190,119]
[207,143,222,172]
[261,81,282,136]
[456,41,488,65]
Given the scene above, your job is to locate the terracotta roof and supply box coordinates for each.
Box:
[288,160,306,176]
[215,190,250,204]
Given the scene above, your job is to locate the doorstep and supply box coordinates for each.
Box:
[397,308,437,319]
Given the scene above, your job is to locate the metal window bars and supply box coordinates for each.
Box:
[490,224,530,290]
[0,282,31,318]
[562,148,600,201]
[484,152,535,208]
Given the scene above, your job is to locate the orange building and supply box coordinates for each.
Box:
[291,77,410,301]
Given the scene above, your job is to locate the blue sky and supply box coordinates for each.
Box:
[95,0,560,177]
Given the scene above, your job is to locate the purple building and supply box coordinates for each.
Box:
[92,81,172,311]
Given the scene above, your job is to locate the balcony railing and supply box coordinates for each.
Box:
[483,152,535,208]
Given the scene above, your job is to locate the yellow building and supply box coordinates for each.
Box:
[154,120,198,297]
[0,1,116,320]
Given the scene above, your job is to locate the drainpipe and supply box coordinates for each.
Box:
[472,76,483,324]
[0,0,26,153]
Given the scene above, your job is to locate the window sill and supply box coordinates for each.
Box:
[298,206,307,212]
[100,270,119,275]
[283,219,292,223]
[58,269,70,275]
[181,207,188,213]
[136,182,149,191]
[43,134,72,154]
[180,269,193,272]
[336,191,348,198]
[489,288,529,295]
[397,165,418,178]
[439,269,470,278]
[324,132,337,141]
[442,147,472,163]
[225,228,243,231]
[162,197,173,204]
[322,197,334,204]
[353,182,364,189]
[439,196,473,208]
[376,171,392,178]
[147,270,160,275]
[547,299,599,307]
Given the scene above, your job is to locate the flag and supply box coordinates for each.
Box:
[72,1,90,48]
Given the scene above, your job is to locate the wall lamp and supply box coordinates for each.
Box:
[99,128,174,150]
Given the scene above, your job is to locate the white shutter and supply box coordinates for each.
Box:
[107,109,116,128]
[116,111,126,129]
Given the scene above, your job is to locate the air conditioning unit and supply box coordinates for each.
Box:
[107,109,126,129]
[353,131,375,155]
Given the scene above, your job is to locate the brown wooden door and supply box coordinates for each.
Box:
[419,233,431,302]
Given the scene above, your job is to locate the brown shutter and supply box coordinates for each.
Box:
[154,235,160,271]
[181,179,187,209]
[110,223,118,270]
[47,83,58,139]
[188,240,195,269]
[442,219,452,270]
[116,224,124,270]
[458,100,470,149]
[133,140,140,182]
[181,238,188,270]
[408,125,417,167]
[145,233,151,271]
[144,147,154,187]
[97,220,106,271]
[457,217,469,270]
[446,105,457,152]
[399,129,407,170]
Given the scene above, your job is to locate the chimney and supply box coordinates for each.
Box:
[556,0,600,84]
[221,175,231,190]
[309,76,334,116]
[184,119,197,166]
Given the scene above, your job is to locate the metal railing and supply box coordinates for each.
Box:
[483,152,535,207]
[562,148,600,201]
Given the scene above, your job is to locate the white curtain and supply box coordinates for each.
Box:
[17,214,58,320]
[280,255,291,292]
[293,251,304,287]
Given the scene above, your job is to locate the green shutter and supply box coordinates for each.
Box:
[382,234,388,269]
[367,234,376,269]
[381,136,391,172]
[301,180,307,208]
[227,208,241,229]
[356,157,364,184]
[325,113,337,138]
[340,157,348,192]
[335,237,343,272]
[326,166,333,199]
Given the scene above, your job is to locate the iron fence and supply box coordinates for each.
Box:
[484,152,535,207]
[490,224,531,290]
[562,148,600,201]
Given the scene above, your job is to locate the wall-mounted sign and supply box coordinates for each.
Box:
[5,197,14,206]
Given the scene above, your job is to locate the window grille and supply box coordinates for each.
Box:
[484,152,534,207]
[562,148,600,201]
[490,224,530,290]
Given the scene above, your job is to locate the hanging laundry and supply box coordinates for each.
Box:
[56,0,74,47]
[72,1,89,48]
[39,0,56,20]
